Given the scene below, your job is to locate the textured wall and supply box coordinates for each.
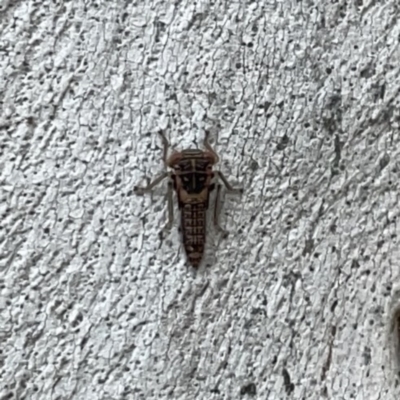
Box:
[2,0,400,399]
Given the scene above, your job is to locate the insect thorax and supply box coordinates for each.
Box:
[174,157,212,195]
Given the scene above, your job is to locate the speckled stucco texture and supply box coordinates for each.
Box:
[2,1,400,399]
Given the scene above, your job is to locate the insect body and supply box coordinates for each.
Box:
[134,132,242,267]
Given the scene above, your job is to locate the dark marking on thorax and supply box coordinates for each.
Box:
[177,158,211,194]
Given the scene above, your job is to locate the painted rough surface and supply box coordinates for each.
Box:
[2,0,400,399]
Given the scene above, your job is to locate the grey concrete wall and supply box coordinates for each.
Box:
[1,0,400,399]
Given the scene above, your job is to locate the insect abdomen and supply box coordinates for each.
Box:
[181,202,207,267]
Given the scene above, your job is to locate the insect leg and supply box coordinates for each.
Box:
[160,181,174,236]
[134,172,169,194]
[158,131,170,166]
[214,184,228,237]
[215,171,243,193]
[203,131,220,163]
